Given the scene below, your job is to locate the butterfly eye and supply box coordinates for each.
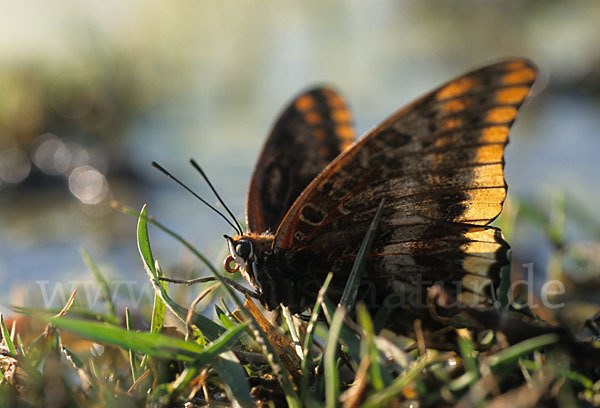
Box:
[235,240,253,260]
[224,255,240,273]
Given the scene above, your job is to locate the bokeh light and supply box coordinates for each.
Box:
[32,133,71,175]
[68,165,108,205]
[0,147,31,184]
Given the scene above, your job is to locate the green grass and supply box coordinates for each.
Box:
[1,195,599,407]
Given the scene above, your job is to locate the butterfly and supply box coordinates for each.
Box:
[223,59,537,328]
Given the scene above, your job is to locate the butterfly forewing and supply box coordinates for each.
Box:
[246,87,355,233]
[272,59,537,308]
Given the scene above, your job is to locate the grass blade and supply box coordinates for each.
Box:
[39,313,248,363]
[136,205,224,340]
[321,297,361,365]
[125,307,138,383]
[357,305,386,391]
[114,201,221,277]
[339,198,385,311]
[54,317,203,360]
[79,247,117,317]
[134,205,300,406]
[0,314,17,355]
[216,304,236,330]
[458,333,478,378]
[282,306,303,358]
[324,308,345,408]
[150,262,168,335]
[301,272,334,403]
[488,333,560,370]
[212,351,254,408]
[361,353,433,408]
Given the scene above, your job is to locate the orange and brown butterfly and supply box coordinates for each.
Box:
[224,59,537,328]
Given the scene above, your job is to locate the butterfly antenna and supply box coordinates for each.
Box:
[189,159,244,235]
[151,161,242,234]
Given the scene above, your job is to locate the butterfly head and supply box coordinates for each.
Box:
[224,233,276,305]
[224,235,254,272]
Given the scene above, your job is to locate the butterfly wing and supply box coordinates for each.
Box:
[273,59,537,308]
[246,87,355,233]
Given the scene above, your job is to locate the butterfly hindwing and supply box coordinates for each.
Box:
[246,87,354,233]
[273,59,537,306]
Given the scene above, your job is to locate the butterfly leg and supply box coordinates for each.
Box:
[425,284,455,325]
[426,284,486,330]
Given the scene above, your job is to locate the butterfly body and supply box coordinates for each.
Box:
[225,59,537,327]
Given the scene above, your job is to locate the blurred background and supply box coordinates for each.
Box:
[1,1,599,322]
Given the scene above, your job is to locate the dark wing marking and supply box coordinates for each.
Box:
[287,221,509,309]
[273,59,537,306]
[246,87,354,233]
